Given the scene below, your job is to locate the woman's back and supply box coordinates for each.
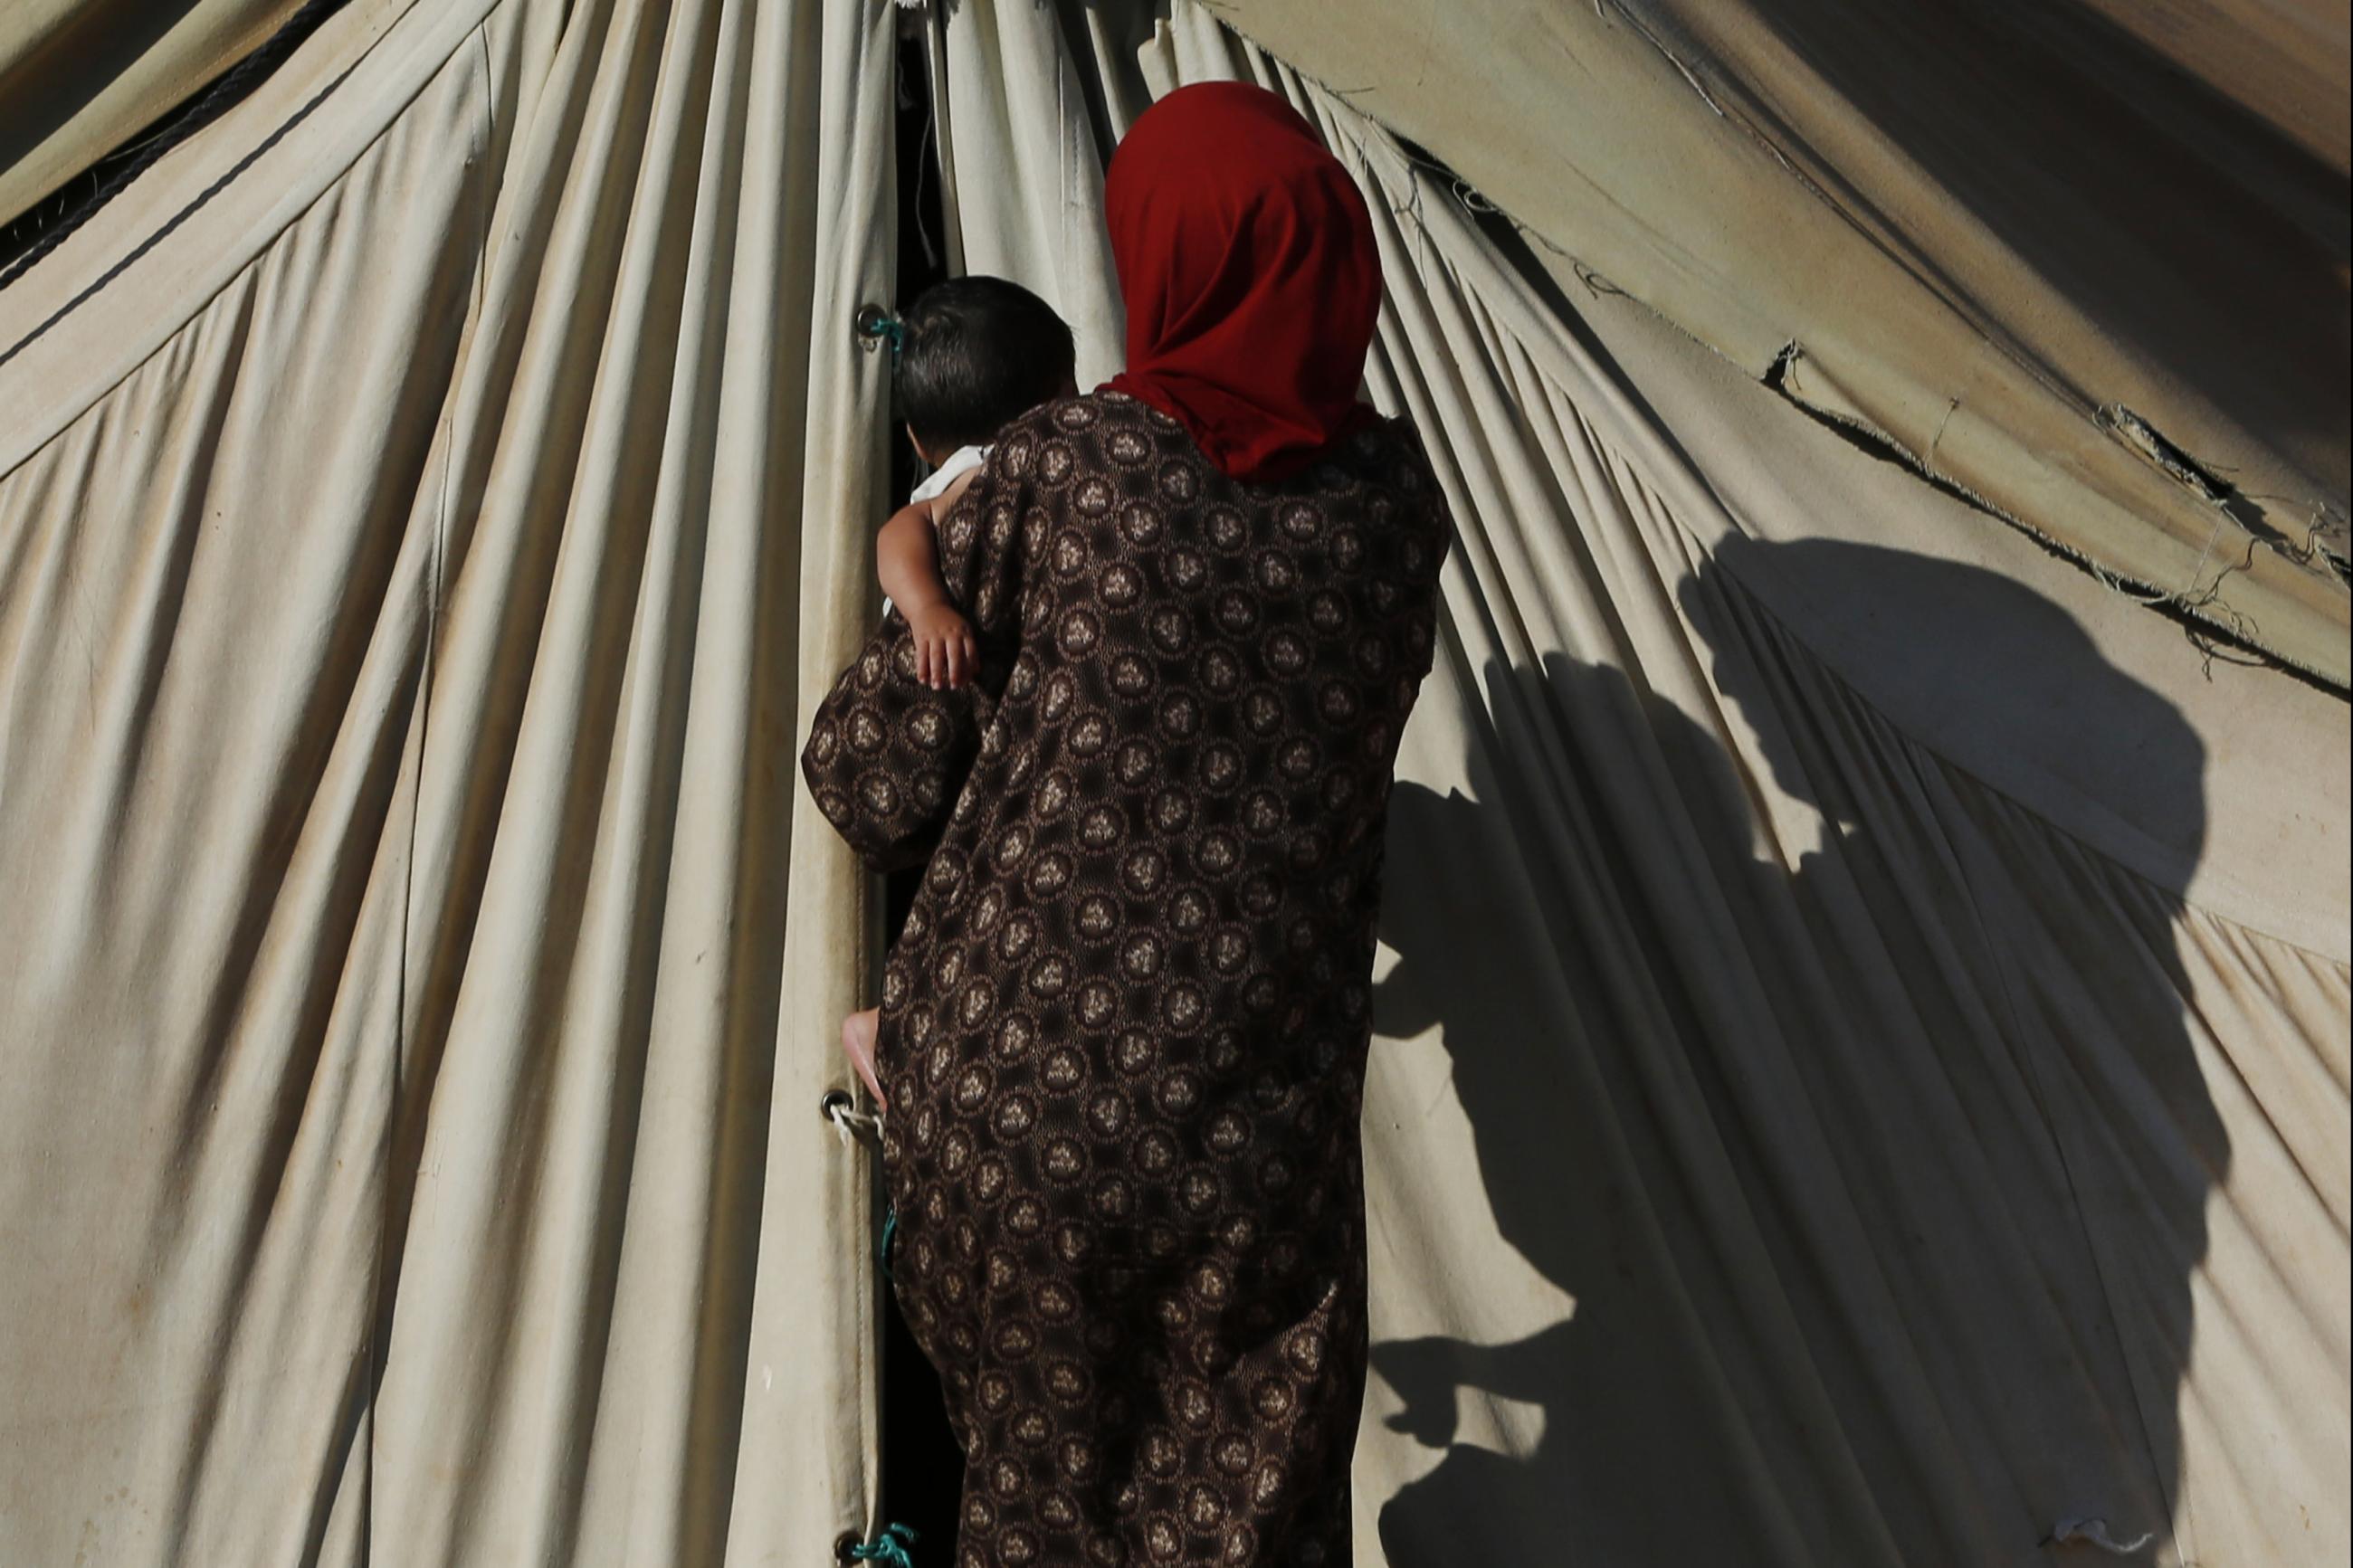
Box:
[884,384,1447,1089]
[945,387,1449,1021]
[807,386,1449,1566]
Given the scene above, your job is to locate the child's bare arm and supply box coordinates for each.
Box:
[878,499,980,689]
[877,500,948,614]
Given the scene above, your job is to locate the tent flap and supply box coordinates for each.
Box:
[0,0,898,1561]
[1208,0,2353,688]
[0,0,314,227]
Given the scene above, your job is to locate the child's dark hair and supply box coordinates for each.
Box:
[896,275,1076,452]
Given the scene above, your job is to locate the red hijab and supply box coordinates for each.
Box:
[1104,82,1382,482]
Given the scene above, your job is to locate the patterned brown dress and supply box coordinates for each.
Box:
[802,391,1450,1567]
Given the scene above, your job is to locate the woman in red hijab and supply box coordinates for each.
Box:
[805,81,1453,1568]
[1104,81,1385,480]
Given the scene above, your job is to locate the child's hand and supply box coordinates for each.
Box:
[909,603,978,689]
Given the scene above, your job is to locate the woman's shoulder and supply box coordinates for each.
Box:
[1311,410,1443,499]
[998,389,1174,443]
[1317,414,1453,559]
[986,394,1438,510]
[1345,408,1432,463]
[975,391,1166,473]
[976,392,1199,494]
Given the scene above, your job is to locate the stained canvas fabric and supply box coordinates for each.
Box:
[1199,0,2353,688]
[0,0,313,227]
[919,5,2349,1563]
[0,0,900,1562]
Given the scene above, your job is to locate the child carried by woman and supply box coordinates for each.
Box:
[842,275,1077,1107]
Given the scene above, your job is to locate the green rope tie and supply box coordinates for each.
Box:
[853,304,907,359]
[847,1522,919,1566]
[877,1204,900,1282]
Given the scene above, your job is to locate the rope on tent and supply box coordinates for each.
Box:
[877,1204,900,1282]
[2042,1518,2157,1556]
[822,1088,885,1150]
[843,1523,920,1566]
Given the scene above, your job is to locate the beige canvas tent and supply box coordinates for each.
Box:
[1,2,2345,1563]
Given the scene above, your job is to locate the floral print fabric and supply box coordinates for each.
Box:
[803,391,1449,1566]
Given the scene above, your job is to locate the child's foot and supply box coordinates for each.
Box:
[841,1009,887,1111]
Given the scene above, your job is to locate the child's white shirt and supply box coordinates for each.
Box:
[909,442,988,505]
[884,443,989,618]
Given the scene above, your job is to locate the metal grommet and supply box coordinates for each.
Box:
[853,303,894,351]
[834,1530,863,1563]
[820,1088,855,1121]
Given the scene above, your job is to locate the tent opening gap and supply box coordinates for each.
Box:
[876,22,967,1555]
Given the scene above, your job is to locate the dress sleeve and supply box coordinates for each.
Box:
[799,444,1038,872]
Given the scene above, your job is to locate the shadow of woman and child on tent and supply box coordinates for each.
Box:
[1367,537,2219,1565]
